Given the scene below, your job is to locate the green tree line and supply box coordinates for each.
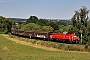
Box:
[18,16,71,32]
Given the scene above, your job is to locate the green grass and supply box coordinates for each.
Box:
[0,36,90,60]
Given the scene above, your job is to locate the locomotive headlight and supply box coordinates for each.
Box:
[73,36,78,40]
[74,36,77,37]
[74,36,78,39]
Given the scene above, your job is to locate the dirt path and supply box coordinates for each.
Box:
[0,34,60,51]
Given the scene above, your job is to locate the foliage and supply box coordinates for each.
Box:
[24,16,72,31]
[71,6,89,44]
[42,26,54,31]
[57,20,71,26]
[55,25,73,33]
[0,16,12,33]
[49,22,59,30]
[21,23,41,30]
[26,16,38,23]
[20,23,54,31]
[38,19,49,26]
[18,23,26,29]
[87,21,90,45]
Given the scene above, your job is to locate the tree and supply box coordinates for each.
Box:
[55,25,72,33]
[21,23,41,30]
[0,16,12,33]
[49,22,59,30]
[26,16,38,23]
[71,6,89,44]
[37,19,49,26]
[42,26,54,31]
[87,21,90,45]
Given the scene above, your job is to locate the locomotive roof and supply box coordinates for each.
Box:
[52,32,75,35]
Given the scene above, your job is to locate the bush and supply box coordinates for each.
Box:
[58,44,64,50]
[29,39,37,44]
[65,45,73,51]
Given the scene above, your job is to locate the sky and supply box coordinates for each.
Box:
[0,0,90,19]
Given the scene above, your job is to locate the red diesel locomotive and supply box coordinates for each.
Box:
[11,28,79,43]
[50,32,78,43]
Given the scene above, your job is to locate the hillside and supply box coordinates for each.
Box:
[0,34,90,60]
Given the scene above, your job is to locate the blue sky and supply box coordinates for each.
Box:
[0,0,90,19]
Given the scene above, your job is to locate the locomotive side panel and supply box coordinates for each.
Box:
[50,33,79,43]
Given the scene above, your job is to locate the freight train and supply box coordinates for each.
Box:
[11,28,79,43]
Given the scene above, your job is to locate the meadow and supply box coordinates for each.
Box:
[0,35,90,60]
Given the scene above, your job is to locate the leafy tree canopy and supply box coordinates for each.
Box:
[0,16,12,33]
[21,23,41,30]
[42,26,54,31]
[71,6,89,44]
[26,16,38,23]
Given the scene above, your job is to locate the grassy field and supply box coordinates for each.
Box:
[0,35,90,60]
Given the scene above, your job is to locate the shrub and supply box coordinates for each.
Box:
[29,40,37,44]
[58,44,64,50]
